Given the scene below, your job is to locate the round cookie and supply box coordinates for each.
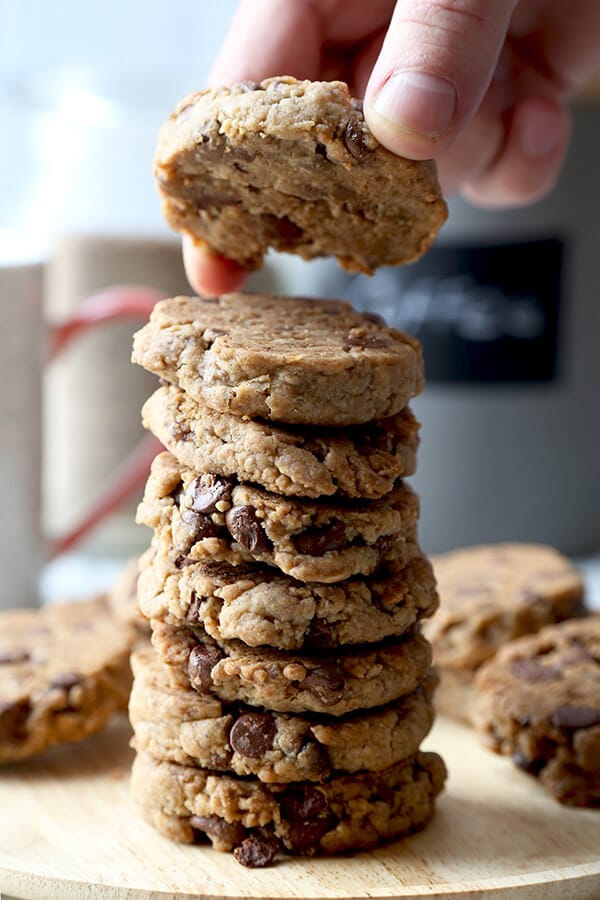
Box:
[0,597,134,764]
[137,452,420,584]
[424,543,585,671]
[151,622,432,716]
[132,294,425,426]
[142,384,420,499]
[139,538,438,650]
[130,647,436,782]
[131,749,447,866]
[154,77,447,275]
[473,617,600,807]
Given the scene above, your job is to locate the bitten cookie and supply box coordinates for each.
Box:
[154,77,447,275]
[473,617,600,807]
[151,622,432,716]
[0,598,134,764]
[139,538,438,650]
[132,294,424,426]
[131,749,447,866]
[142,384,420,499]
[423,543,585,722]
[130,648,436,782]
[137,452,420,584]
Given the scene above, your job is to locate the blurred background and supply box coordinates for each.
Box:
[0,1,598,603]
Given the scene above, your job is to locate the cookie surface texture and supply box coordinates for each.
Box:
[138,539,438,650]
[137,451,420,584]
[129,647,436,782]
[473,617,600,807]
[425,543,585,672]
[0,597,134,764]
[151,621,432,716]
[131,749,447,865]
[142,384,419,499]
[154,77,447,274]
[132,294,424,426]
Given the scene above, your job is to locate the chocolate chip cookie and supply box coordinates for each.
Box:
[423,543,585,723]
[142,384,419,499]
[154,77,447,275]
[131,749,446,866]
[132,294,424,426]
[130,647,436,782]
[139,538,437,649]
[137,452,420,584]
[0,598,134,764]
[151,622,432,716]
[473,617,600,807]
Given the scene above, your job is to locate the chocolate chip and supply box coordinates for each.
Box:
[189,814,246,846]
[180,508,220,541]
[301,664,345,705]
[49,673,82,691]
[512,752,544,775]
[225,506,272,555]
[294,522,346,556]
[315,142,328,160]
[0,699,30,741]
[551,705,600,730]
[343,113,374,161]
[279,787,335,851]
[305,618,334,649]
[171,421,191,441]
[234,831,280,868]
[185,591,203,625]
[174,555,197,569]
[188,644,225,691]
[510,658,561,682]
[0,650,30,664]
[229,712,276,758]
[274,216,302,242]
[184,475,231,514]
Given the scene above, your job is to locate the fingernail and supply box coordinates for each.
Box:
[372,71,457,139]
[519,104,563,158]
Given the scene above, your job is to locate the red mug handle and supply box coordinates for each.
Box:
[48,285,166,559]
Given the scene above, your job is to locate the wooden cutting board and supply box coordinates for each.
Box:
[1,716,598,900]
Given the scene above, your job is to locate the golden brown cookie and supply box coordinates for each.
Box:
[0,597,134,764]
[132,294,424,426]
[154,77,447,275]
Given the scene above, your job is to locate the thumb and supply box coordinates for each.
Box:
[364,0,518,159]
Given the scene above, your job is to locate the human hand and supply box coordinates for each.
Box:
[184,0,600,295]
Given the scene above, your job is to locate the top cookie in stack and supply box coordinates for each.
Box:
[154,76,447,274]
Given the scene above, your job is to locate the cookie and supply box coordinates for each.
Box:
[0,597,134,764]
[142,384,419,499]
[473,617,600,807]
[137,452,420,584]
[107,554,151,639]
[154,77,447,276]
[138,539,438,650]
[151,621,432,716]
[425,544,585,673]
[132,294,424,426]
[131,749,446,865]
[130,647,436,782]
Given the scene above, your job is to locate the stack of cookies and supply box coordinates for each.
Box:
[129,292,446,866]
